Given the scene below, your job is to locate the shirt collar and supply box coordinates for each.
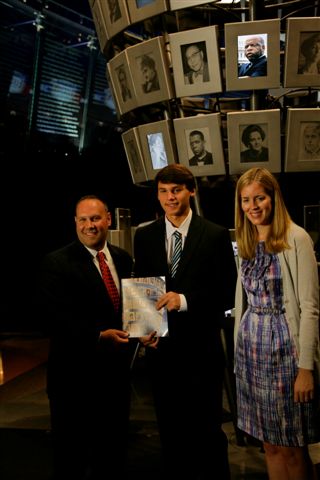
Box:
[84,243,110,261]
[165,209,192,240]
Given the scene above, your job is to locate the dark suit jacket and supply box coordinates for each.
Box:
[189,150,213,166]
[238,55,267,77]
[134,214,236,360]
[37,239,133,398]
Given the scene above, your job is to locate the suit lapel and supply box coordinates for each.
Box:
[153,219,170,276]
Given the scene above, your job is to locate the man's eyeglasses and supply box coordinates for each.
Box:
[244,43,262,49]
[186,50,201,61]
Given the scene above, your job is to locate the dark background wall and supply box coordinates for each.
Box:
[0,0,319,331]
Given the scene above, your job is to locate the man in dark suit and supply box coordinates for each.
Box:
[238,35,267,77]
[37,195,133,480]
[188,130,213,166]
[133,165,237,479]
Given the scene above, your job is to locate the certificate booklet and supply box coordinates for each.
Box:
[121,276,168,337]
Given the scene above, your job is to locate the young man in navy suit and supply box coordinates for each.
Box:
[133,165,237,479]
[37,195,133,480]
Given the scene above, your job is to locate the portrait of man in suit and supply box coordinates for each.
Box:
[188,129,213,166]
[133,164,237,479]
[181,41,210,85]
[238,34,267,77]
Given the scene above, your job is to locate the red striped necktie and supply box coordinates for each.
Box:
[96,251,120,312]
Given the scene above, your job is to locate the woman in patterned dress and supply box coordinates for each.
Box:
[234,167,320,479]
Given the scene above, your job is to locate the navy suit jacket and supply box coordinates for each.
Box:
[238,55,267,77]
[133,214,237,362]
[37,240,133,397]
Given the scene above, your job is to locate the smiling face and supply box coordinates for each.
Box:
[75,198,111,251]
[157,182,195,226]
[240,181,273,237]
[185,45,204,72]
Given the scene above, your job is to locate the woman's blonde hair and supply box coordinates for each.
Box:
[235,167,291,259]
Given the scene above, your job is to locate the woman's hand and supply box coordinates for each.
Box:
[294,368,314,402]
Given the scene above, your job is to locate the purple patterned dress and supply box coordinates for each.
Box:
[235,242,318,446]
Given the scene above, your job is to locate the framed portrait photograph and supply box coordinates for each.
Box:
[122,127,148,184]
[169,26,222,98]
[284,17,320,88]
[169,0,209,11]
[107,50,137,115]
[285,108,320,172]
[137,120,177,180]
[126,36,174,108]
[90,1,108,54]
[173,113,226,177]
[224,19,280,91]
[227,109,281,175]
[126,0,168,24]
[98,0,130,40]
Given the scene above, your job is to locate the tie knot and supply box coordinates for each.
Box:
[97,251,106,261]
[173,230,181,240]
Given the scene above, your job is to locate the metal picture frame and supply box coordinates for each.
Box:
[107,49,137,115]
[126,0,168,24]
[122,127,148,184]
[227,109,281,174]
[169,26,222,98]
[137,119,177,180]
[126,36,174,108]
[285,108,320,172]
[173,113,226,176]
[284,17,320,88]
[224,19,280,91]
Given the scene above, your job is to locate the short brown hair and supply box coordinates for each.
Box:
[155,164,196,192]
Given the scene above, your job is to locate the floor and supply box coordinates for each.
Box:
[0,333,319,480]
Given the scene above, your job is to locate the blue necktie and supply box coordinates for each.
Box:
[170,231,182,278]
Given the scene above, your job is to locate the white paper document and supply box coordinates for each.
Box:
[121,276,168,337]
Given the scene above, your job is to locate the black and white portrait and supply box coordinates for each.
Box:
[186,128,213,166]
[298,32,320,75]
[138,54,160,93]
[116,65,132,102]
[299,122,320,160]
[240,124,269,163]
[181,41,210,85]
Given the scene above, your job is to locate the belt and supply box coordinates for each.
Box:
[248,305,285,315]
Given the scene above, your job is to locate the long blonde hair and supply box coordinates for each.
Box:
[235,168,291,259]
